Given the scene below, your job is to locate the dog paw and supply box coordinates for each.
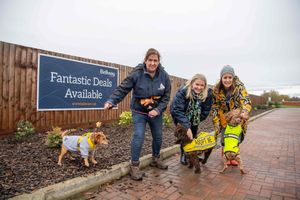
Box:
[240,169,246,174]
[91,160,97,165]
[219,167,227,173]
[201,160,207,165]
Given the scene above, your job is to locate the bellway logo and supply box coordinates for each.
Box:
[158,83,165,90]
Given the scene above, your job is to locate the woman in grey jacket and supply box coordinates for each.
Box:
[171,74,213,165]
[104,48,171,181]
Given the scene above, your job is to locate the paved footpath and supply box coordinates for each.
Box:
[72,108,300,200]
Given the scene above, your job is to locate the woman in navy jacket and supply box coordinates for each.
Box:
[171,74,213,165]
[104,48,171,181]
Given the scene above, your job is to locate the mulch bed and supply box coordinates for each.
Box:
[0,109,270,199]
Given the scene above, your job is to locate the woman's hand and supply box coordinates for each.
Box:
[148,110,159,118]
[104,102,112,110]
[214,125,220,137]
[187,128,193,140]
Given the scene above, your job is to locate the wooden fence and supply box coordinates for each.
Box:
[249,94,268,106]
[282,101,300,106]
[0,41,267,136]
[0,41,187,136]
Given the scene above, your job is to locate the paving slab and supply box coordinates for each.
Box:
[72,108,300,200]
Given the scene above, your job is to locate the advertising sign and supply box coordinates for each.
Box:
[37,54,118,111]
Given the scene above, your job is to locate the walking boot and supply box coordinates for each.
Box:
[129,162,144,181]
[150,155,168,170]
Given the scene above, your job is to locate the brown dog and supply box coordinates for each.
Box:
[175,124,215,174]
[58,127,108,167]
[219,108,246,174]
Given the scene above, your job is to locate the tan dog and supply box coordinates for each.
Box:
[219,109,246,174]
[58,122,108,167]
[175,124,215,174]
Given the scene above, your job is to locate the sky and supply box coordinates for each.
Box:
[1,0,300,96]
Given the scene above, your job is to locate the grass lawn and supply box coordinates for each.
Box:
[280,105,300,108]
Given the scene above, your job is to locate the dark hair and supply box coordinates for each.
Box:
[215,76,237,95]
[144,48,161,62]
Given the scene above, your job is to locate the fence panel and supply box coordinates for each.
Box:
[249,94,267,106]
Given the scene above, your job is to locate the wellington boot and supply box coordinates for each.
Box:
[180,153,188,165]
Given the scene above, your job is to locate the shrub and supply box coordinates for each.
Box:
[274,101,281,108]
[119,111,132,126]
[110,120,119,127]
[46,127,63,148]
[268,101,275,107]
[255,104,262,109]
[163,113,172,127]
[15,120,35,140]
[118,111,173,127]
[260,104,268,109]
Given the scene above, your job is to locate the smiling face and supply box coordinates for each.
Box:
[144,54,159,74]
[221,73,234,89]
[191,78,205,94]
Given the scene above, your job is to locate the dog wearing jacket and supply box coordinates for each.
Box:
[58,122,108,167]
[219,109,246,174]
[175,124,215,174]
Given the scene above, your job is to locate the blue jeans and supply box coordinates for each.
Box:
[131,112,163,162]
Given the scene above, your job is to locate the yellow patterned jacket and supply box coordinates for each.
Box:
[212,76,251,136]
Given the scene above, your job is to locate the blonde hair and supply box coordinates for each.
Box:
[184,74,208,101]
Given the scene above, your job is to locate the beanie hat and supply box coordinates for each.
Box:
[220,65,235,78]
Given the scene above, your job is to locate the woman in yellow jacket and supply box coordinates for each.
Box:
[212,65,252,164]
